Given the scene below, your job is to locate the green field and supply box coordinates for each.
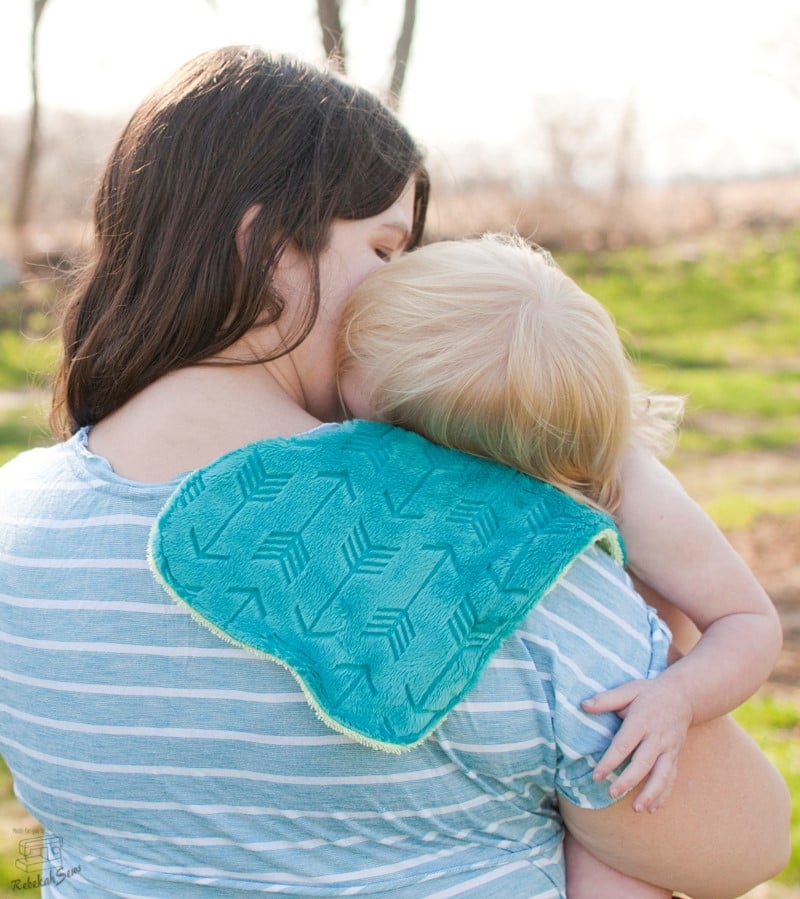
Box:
[734,692,800,885]
[2,228,799,464]
[0,227,798,892]
[562,229,800,451]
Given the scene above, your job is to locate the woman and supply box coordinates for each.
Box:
[0,46,789,897]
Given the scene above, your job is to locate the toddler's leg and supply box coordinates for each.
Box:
[565,830,672,898]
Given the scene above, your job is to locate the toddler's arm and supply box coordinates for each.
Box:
[584,445,782,810]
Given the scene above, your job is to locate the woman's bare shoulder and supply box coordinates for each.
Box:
[88,367,321,482]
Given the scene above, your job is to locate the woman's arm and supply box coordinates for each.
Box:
[561,713,791,898]
[564,831,671,898]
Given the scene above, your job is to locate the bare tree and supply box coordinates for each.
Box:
[316,0,417,109]
[387,0,416,110]
[605,93,641,239]
[13,0,51,258]
[317,0,347,73]
[534,95,643,250]
[538,100,604,193]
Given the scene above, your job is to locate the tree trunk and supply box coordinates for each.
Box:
[12,0,50,259]
[317,0,347,73]
[604,95,640,247]
[387,0,416,110]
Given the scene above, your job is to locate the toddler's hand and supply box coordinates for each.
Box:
[582,676,693,813]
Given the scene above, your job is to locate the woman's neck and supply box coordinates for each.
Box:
[87,363,321,483]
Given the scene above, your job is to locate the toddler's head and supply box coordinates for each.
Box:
[338,233,681,511]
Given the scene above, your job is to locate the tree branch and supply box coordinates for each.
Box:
[317,0,347,73]
[13,0,51,245]
[387,0,416,110]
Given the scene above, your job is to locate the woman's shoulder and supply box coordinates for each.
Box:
[83,366,325,482]
[0,438,72,487]
[519,544,671,687]
[0,436,90,531]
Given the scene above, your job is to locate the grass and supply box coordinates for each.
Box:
[0,226,797,466]
[561,228,800,441]
[705,493,800,532]
[558,227,800,531]
[0,271,60,392]
[0,315,58,465]
[733,693,800,886]
[0,404,52,466]
[0,330,58,392]
[0,757,41,898]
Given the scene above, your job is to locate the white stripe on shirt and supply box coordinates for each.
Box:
[0,667,304,701]
[0,512,155,529]
[0,702,349,745]
[0,550,150,569]
[2,735,459,785]
[0,593,184,613]
[0,630,252,657]
[13,769,514,821]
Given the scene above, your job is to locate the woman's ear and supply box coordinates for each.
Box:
[235,204,262,263]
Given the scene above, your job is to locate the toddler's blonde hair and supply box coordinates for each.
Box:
[339,233,683,513]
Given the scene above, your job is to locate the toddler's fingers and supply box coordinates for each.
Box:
[592,720,645,783]
[632,753,678,814]
[582,681,640,715]
[606,740,661,800]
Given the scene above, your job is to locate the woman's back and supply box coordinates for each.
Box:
[0,429,668,897]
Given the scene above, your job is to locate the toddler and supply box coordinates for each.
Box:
[337,233,782,896]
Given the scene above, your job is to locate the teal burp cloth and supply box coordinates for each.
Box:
[148,420,624,752]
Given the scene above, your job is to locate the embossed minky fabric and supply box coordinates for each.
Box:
[148,420,624,752]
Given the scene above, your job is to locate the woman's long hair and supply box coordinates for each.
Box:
[52,45,428,437]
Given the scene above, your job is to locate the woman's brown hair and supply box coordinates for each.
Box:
[52,45,428,437]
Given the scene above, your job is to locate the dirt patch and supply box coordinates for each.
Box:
[666,449,800,694]
[673,449,800,506]
[727,514,800,691]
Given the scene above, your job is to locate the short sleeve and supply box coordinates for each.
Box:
[520,545,671,809]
